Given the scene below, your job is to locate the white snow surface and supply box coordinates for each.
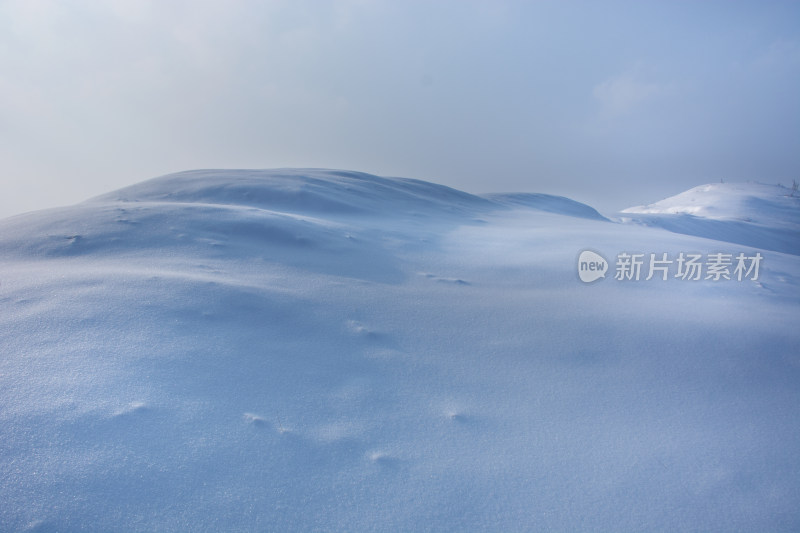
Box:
[622,182,798,224]
[620,182,800,255]
[1,170,799,532]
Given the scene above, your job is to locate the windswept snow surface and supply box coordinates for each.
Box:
[620,182,800,255]
[1,170,799,532]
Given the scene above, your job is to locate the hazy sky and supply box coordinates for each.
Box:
[1,0,799,217]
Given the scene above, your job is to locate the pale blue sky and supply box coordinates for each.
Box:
[1,0,798,217]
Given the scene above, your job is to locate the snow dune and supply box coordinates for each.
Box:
[90,168,496,218]
[620,182,800,255]
[1,170,799,532]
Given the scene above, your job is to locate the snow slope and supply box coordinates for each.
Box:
[1,170,799,532]
[620,182,800,255]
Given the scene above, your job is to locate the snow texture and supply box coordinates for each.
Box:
[620,182,800,255]
[1,169,799,532]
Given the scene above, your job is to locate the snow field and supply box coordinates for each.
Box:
[1,170,799,531]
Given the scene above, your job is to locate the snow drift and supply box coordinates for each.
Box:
[1,170,799,532]
[620,182,800,255]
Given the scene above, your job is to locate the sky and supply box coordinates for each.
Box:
[1,0,799,218]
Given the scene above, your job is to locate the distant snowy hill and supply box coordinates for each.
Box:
[484,192,609,221]
[89,169,497,218]
[1,170,799,532]
[620,182,800,255]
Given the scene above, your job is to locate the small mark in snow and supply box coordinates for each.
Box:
[754,281,774,293]
[243,412,268,427]
[113,401,149,417]
[244,412,290,433]
[345,320,399,348]
[368,451,400,467]
[447,411,467,422]
[421,273,470,285]
[22,519,57,533]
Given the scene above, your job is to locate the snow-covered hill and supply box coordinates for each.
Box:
[1,170,799,532]
[619,182,800,255]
